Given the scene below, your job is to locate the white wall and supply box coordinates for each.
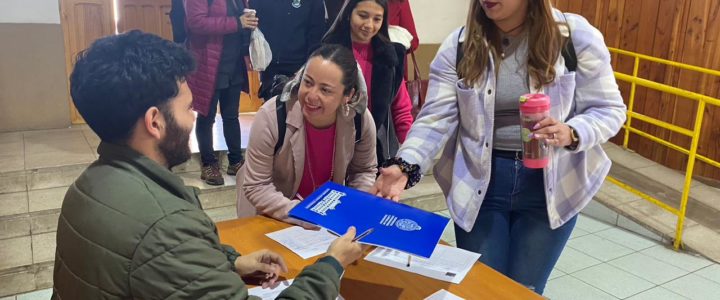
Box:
[409,0,470,44]
[0,0,61,24]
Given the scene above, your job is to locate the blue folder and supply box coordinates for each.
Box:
[288,182,450,258]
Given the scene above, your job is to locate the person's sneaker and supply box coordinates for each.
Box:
[201,163,224,186]
[227,160,245,176]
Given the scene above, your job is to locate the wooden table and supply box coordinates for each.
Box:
[217,216,543,300]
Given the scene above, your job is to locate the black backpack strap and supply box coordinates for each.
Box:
[456,27,465,73]
[561,37,577,72]
[354,112,362,143]
[274,100,288,155]
[561,13,577,72]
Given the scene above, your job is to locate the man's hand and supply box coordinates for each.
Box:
[326,227,365,267]
[234,249,289,288]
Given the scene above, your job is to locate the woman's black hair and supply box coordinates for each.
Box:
[308,44,359,96]
[322,0,391,47]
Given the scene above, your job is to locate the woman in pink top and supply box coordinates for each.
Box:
[323,0,414,165]
[236,44,378,227]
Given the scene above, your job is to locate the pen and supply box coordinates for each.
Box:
[327,227,374,242]
[352,228,374,242]
[295,193,304,201]
[407,255,411,267]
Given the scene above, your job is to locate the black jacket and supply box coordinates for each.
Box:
[250,0,326,66]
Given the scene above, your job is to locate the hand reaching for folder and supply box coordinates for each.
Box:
[371,165,408,202]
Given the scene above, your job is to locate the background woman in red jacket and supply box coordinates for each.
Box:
[323,0,414,166]
[185,0,257,186]
[388,0,419,79]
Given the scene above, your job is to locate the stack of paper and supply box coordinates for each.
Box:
[364,245,481,284]
[248,279,344,300]
[265,226,336,259]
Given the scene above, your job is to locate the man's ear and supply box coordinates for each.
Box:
[144,107,164,140]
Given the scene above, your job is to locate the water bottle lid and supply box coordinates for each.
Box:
[519,93,550,113]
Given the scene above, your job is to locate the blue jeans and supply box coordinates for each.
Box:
[454,151,577,294]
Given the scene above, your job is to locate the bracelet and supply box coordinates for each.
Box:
[379,157,422,190]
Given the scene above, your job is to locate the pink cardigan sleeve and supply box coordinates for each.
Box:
[185,0,239,36]
[392,80,414,143]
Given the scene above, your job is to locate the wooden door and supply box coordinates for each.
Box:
[60,0,115,124]
[117,0,173,40]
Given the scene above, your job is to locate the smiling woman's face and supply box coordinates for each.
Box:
[298,57,347,129]
[350,1,384,44]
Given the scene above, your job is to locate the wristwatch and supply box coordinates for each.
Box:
[566,125,580,150]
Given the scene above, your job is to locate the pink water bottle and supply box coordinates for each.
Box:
[519,94,550,169]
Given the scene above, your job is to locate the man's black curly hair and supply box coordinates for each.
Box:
[70,30,195,144]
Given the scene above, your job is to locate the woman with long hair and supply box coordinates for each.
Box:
[236,44,377,227]
[372,0,626,294]
[323,0,414,165]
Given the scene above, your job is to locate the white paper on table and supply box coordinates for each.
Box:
[364,244,481,284]
[248,279,344,300]
[424,289,465,300]
[265,226,336,259]
[248,279,294,299]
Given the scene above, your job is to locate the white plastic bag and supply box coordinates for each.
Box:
[249,29,272,71]
[388,25,413,51]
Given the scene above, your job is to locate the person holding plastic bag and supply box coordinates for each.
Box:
[251,0,326,101]
[185,0,257,185]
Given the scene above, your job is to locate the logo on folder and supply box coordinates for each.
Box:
[309,190,346,216]
[380,214,422,231]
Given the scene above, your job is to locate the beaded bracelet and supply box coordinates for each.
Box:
[380,157,422,190]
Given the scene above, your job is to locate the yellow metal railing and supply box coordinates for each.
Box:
[607,47,720,250]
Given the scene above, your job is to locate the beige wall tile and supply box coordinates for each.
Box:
[31,233,56,264]
[0,269,35,297]
[35,262,54,290]
[26,165,85,191]
[0,236,32,270]
[28,187,66,212]
[0,171,26,194]
[0,216,30,240]
[0,155,24,173]
[204,206,237,223]
[199,189,236,210]
[25,152,95,170]
[0,192,28,217]
[30,212,59,234]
